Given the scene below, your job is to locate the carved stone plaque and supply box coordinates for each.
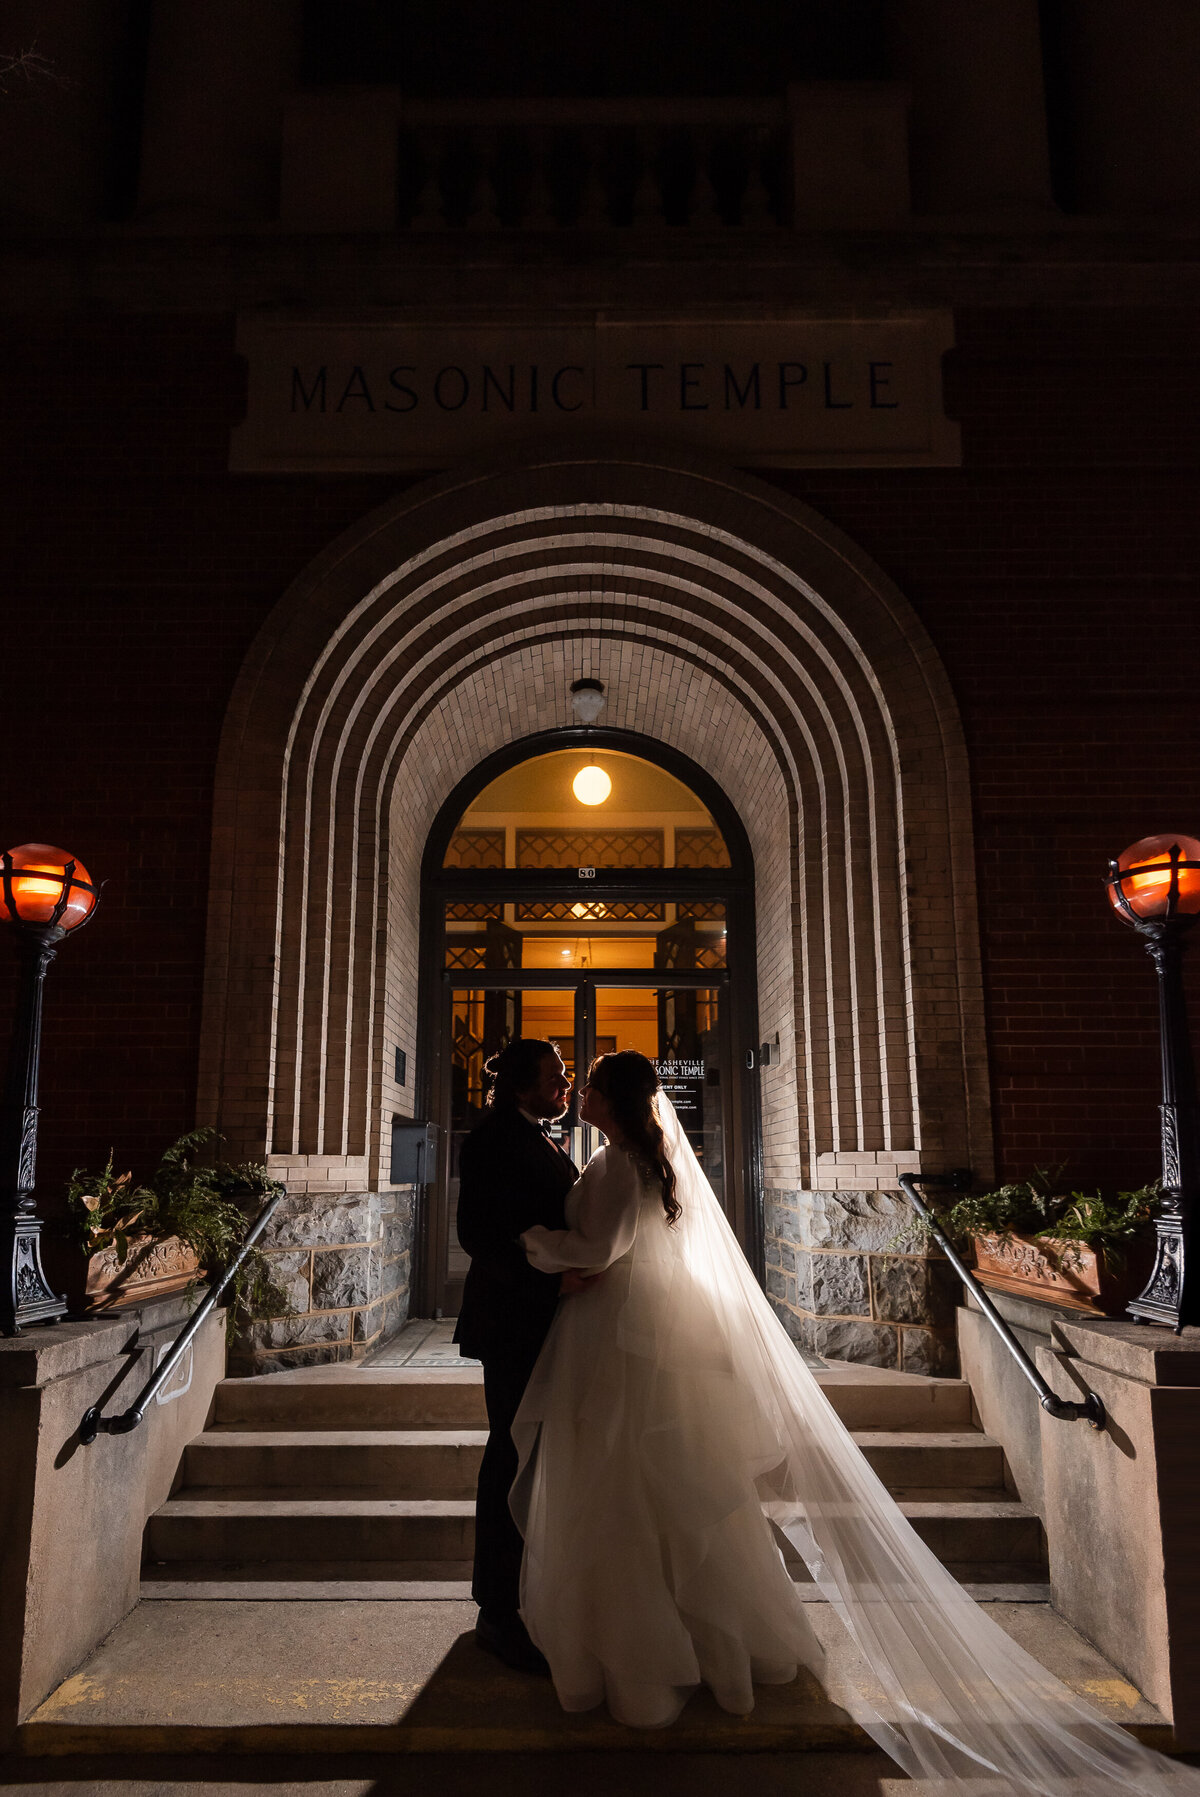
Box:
[232,313,960,472]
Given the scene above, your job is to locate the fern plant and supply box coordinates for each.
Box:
[68,1128,291,1340]
[941,1165,1063,1246]
[933,1166,1161,1269]
[1035,1183,1160,1269]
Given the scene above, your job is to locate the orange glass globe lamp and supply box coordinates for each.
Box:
[1104,833,1200,1332]
[1,843,100,1335]
[1106,833,1200,930]
[0,843,98,938]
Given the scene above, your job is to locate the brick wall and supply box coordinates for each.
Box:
[4,304,1196,1273]
[759,305,1200,1190]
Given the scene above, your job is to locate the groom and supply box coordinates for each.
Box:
[453,1037,577,1673]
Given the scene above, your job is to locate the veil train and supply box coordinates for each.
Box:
[644,1091,1198,1794]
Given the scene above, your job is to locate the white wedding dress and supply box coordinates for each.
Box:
[512,1097,1200,1793]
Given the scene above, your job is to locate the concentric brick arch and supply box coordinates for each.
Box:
[199,445,990,1200]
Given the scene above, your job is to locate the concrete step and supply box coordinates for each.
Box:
[212,1368,487,1431]
[18,1595,1175,1756]
[814,1369,972,1431]
[140,1559,476,1601]
[896,1498,1044,1567]
[146,1496,475,1564]
[849,1430,1003,1489]
[148,1488,1039,1572]
[179,1426,1000,1500]
[139,1557,1049,1605]
[773,1495,1043,1577]
[209,1363,973,1434]
[182,1429,489,1495]
[141,1556,474,1585]
[139,1576,1052,1607]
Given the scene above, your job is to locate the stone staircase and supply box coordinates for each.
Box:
[24,1357,1178,1760]
[141,1361,1048,1599]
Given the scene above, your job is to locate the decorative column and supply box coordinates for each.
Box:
[888,0,1054,216]
[137,0,302,227]
[1055,0,1200,215]
[788,82,911,228]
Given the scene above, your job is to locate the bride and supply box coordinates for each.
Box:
[510,1049,1199,1793]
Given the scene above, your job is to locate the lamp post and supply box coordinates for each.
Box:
[0,843,99,1335]
[1105,833,1200,1332]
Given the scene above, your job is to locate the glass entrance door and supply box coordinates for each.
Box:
[442,982,580,1315]
[586,980,728,1209]
[421,735,757,1319]
[437,972,729,1315]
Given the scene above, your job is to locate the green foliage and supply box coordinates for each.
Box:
[934,1165,1161,1265]
[1036,1183,1160,1268]
[67,1129,291,1341]
[66,1153,157,1263]
[941,1165,1063,1246]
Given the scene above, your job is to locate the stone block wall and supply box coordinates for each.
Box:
[764,1188,961,1374]
[231,1188,415,1374]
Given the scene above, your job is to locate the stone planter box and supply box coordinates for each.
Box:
[84,1235,202,1311]
[971,1231,1151,1316]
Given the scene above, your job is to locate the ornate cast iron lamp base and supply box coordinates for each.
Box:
[1127,1208,1189,1330]
[1106,842,1200,1335]
[5,1218,67,1332]
[0,932,69,1335]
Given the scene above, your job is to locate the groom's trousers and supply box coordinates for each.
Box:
[473,1340,542,1622]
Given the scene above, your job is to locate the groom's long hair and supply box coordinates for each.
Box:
[483,1037,558,1108]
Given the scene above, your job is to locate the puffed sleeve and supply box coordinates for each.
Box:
[521,1148,642,1273]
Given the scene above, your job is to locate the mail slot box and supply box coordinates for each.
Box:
[390,1120,440,1186]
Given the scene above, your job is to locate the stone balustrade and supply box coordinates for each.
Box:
[279,86,910,232]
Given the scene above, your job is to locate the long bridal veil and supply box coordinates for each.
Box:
[651,1092,1197,1794]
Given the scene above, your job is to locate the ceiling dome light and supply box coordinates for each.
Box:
[572,765,612,806]
[570,677,606,724]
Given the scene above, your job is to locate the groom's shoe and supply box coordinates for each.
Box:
[475,1611,551,1677]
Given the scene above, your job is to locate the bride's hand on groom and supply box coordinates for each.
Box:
[560,1268,604,1297]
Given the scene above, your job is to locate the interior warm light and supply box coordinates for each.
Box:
[1108,834,1200,922]
[0,843,98,931]
[572,765,612,806]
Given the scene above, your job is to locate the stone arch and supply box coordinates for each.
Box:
[199,443,990,1209]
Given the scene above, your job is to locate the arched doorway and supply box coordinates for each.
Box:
[200,442,990,1370]
[418,728,759,1315]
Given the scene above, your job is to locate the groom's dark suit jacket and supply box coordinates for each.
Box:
[453,1105,577,1361]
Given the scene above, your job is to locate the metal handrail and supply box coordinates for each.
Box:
[78,1190,283,1446]
[897,1174,1106,1430]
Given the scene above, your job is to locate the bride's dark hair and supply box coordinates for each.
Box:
[588,1050,680,1226]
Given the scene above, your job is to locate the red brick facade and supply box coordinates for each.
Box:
[3,304,1196,1231]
